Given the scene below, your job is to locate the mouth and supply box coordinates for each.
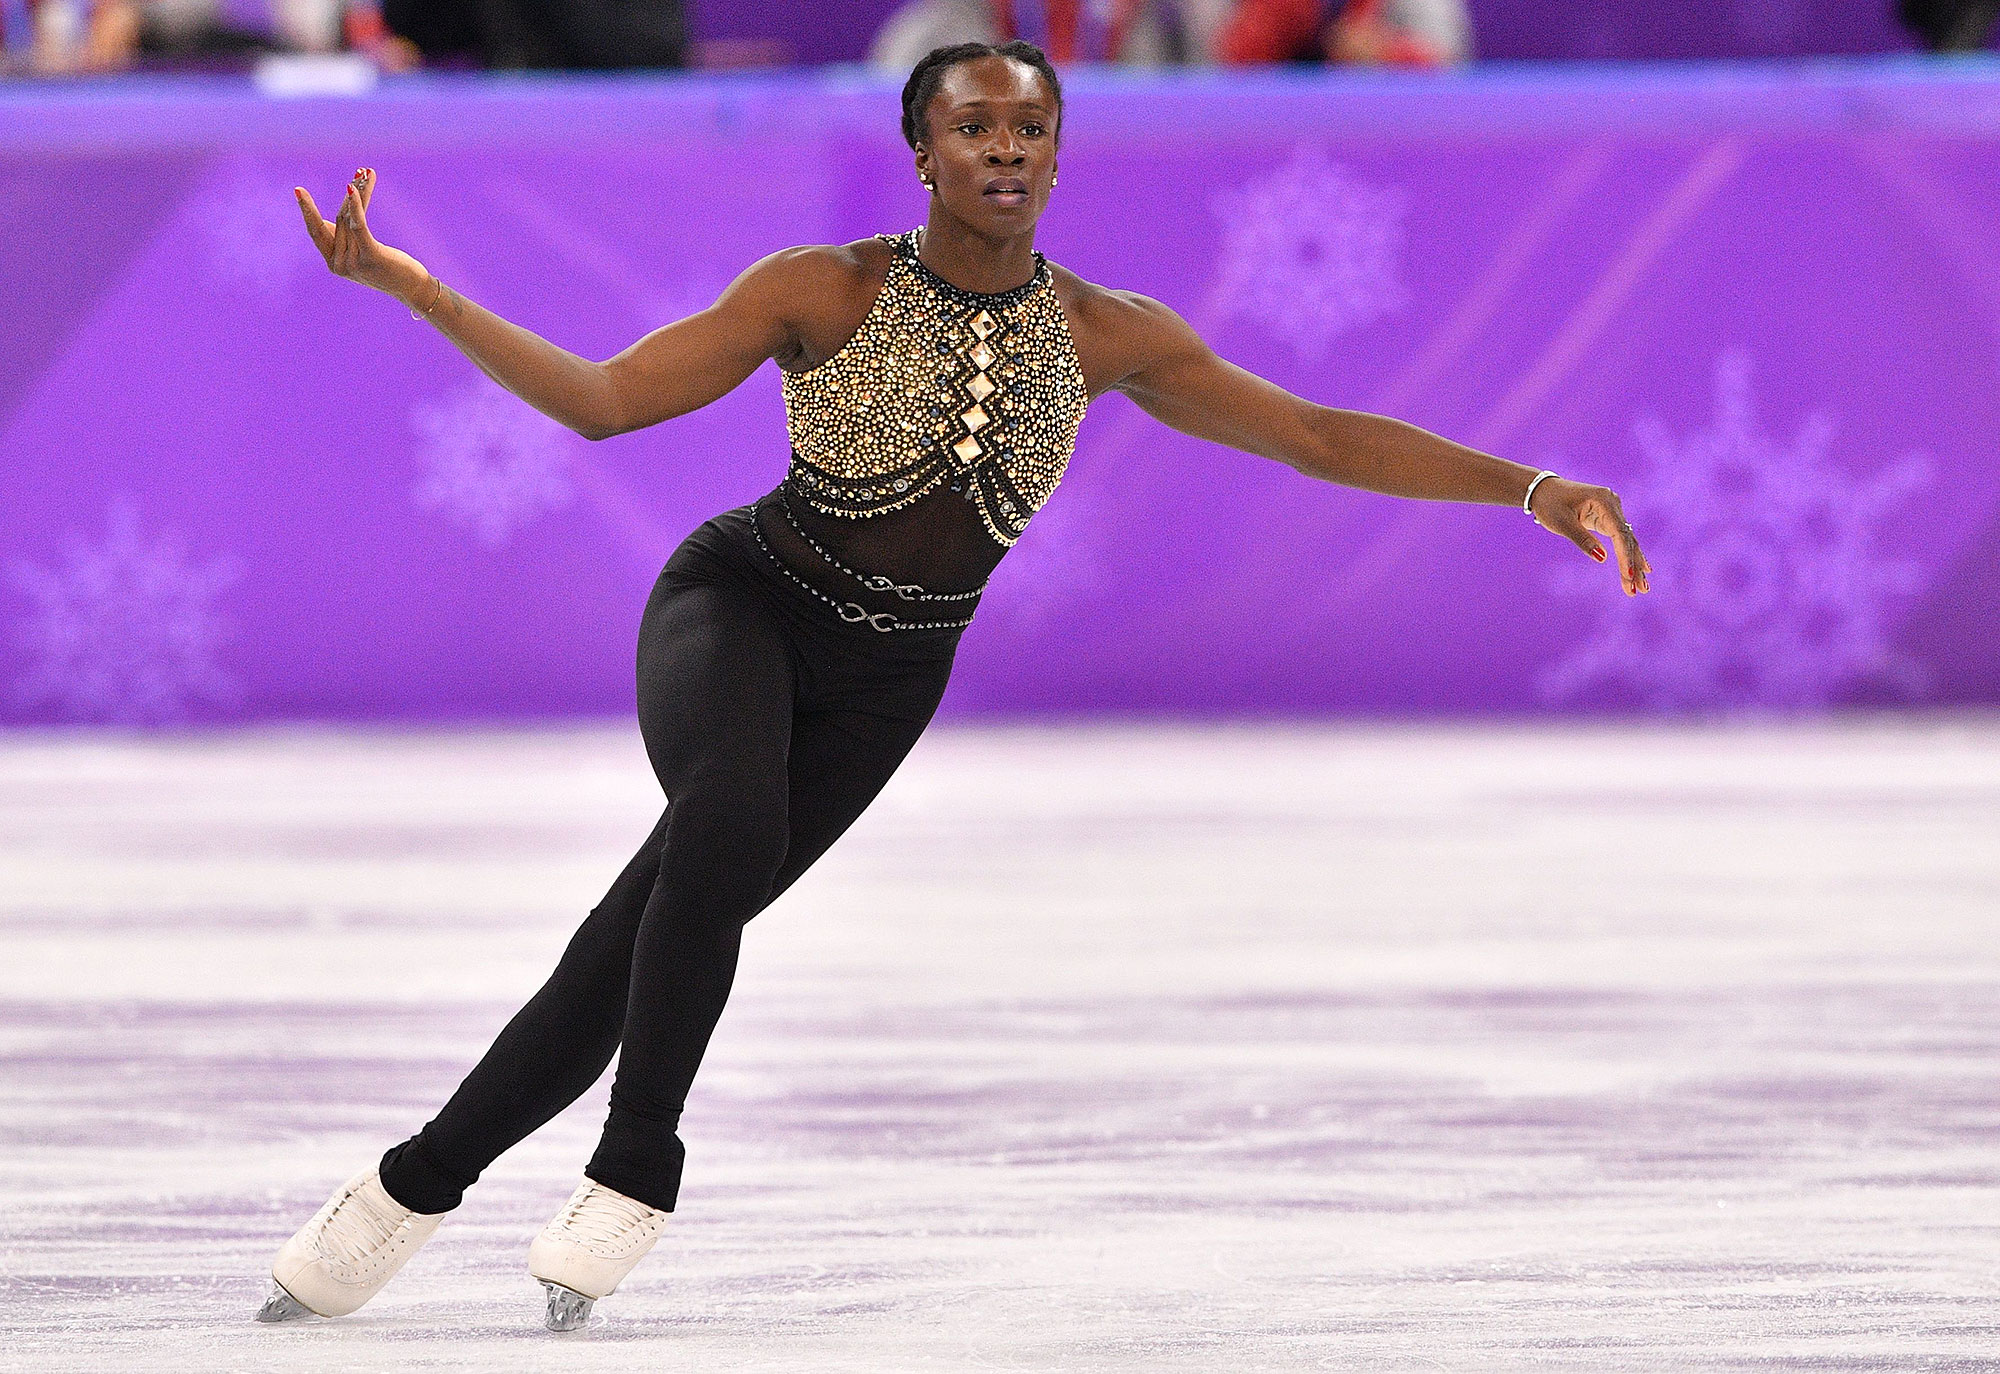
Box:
[983,178,1029,206]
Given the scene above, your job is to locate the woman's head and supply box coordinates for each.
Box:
[902,42,1063,231]
[901,41,1063,152]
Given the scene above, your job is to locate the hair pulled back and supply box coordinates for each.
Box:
[900,41,1064,152]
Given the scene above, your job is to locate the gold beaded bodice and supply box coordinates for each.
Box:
[780,227,1088,549]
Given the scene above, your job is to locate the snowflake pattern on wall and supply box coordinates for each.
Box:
[1209,146,1409,365]
[6,500,243,724]
[410,383,577,548]
[1538,352,1933,711]
[202,171,312,300]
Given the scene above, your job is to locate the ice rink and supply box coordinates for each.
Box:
[4,719,1998,1370]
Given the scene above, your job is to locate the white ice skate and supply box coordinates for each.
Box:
[255,1168,446,1321]
[526,1177,669,1331]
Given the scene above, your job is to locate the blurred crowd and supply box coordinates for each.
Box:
[2,0,1995,77]
[0,0,688,72]
[872,0,1471,67]
[0,0,1470,76]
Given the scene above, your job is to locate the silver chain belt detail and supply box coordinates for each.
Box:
[750,508,976,634]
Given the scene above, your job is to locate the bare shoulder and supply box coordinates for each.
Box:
[1049,265,1202,398]
[728,238,888,314]
[730,237,897,372]
[1049,265,1179,339]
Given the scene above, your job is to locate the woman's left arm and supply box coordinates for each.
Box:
[1099,290,1651,596]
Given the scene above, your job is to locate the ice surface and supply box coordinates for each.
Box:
[3,718,1999,1369]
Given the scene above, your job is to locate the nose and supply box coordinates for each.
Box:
[984,132,1026,166]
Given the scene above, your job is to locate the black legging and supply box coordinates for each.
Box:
[376,501,964,1214]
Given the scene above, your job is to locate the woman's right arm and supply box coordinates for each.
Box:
[296,168,810,441]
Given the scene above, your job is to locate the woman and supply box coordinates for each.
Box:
[264,39,1650,1333]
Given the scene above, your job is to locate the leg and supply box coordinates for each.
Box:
[376,806,671,1213]
[377,569,797,1214]
[586,651,956,1211]
[769,688,953,904]
[580,575,802,1209]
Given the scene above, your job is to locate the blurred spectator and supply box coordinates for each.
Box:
[1898,0,1999,51]
[381,0,687,69]
[15,0,262,72]
[1217,0,1471,66]
[869,0,1465,68]
[6,0,419,73]
[3,0,689,73]
[870,0,1237,67]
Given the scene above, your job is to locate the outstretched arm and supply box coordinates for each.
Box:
[295,167,806,441]
[1099,290,1651,596]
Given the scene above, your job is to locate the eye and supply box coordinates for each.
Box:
[956,122,983,135]
[1022,124,1046,137]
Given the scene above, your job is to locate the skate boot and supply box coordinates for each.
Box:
[526,1177,669,1331]
[255,1169,446,1321]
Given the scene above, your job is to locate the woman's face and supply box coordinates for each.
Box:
[916,56,1059,233]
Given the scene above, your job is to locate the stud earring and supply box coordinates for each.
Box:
[1051,173,1058,188]
[920,176,934,190]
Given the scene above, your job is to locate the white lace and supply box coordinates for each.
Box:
[315,1183,409,1267]
[556,1184,660,1248]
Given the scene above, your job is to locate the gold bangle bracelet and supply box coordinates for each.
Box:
[407,274,445,321]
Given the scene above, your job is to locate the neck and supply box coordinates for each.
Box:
[916,217,1039,294]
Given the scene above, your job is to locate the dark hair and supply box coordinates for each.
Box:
[900,41,1064,152]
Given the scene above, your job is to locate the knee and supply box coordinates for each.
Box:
[553,910,638,988]
[659,766,790,902]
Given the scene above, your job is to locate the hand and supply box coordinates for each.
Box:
[294,168,430,304]
[1529,478,1652,596]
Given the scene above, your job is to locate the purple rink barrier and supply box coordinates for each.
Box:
[3,61,1998,725]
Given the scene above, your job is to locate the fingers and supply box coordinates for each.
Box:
[296,170,389,281]
[331,179,379,274]
[1563,518,1607,566]
[332,183,357,269]
[1578,501,1631,594]
[294,187,334,258]
[1577,492,1651,597]
[345,168,378,243]
[1595,491,1651,596]
[1614,508,1650,596]
[1537,479,1652,597]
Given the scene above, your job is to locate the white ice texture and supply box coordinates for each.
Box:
[5,721,2000,1368]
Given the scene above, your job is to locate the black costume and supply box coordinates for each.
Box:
[378,227,1089,1214]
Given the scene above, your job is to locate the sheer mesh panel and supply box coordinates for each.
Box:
[764,478,1008,598]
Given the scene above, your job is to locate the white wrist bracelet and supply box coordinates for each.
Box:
[1522,469,1559,526]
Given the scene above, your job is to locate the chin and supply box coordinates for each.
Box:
[966,199,1042,228]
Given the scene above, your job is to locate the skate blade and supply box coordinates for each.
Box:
[541,1279,594,1331]
[255,1281,316,1323]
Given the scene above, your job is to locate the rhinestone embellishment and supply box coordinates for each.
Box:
[777,227,1089,548]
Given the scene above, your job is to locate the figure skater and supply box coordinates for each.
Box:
[263,39,1651,1333]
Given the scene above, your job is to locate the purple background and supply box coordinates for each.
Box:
[4,62,1998,724]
